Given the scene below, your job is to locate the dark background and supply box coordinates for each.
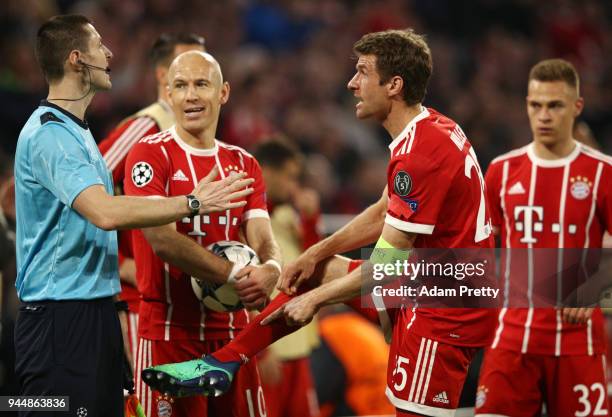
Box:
[1,0,611,212]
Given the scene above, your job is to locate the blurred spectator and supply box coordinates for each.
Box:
[255,139,321,417]
[0,150,17,403]
[311,308,394,417]
[0,150,16,317]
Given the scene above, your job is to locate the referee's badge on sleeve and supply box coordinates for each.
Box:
[131,161,154,187]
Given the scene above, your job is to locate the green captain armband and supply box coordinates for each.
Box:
[370,236,412,266]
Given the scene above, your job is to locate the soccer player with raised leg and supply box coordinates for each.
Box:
[143,29,499,417]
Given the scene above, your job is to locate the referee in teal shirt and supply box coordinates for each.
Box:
[14,15,254,416]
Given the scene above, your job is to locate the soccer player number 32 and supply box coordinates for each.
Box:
[573,383,607,417]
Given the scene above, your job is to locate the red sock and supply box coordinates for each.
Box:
[212,291,302,363]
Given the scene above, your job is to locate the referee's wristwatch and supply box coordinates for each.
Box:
[186,194,201,216]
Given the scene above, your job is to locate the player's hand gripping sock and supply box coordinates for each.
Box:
[141,355,240,398]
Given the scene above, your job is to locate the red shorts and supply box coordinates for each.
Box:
[262,357,319,417]
[386,309,478,417]
[475,348,609,417]
[135,338,266,417]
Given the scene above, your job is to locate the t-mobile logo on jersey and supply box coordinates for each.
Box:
[514,205,543,243]
[182,215,240,237]
[513,205,579,243]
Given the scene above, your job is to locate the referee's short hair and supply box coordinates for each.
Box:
[149,33,206,69]
[36,14,92,83]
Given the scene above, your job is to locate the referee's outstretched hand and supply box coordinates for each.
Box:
[193,166,255,214]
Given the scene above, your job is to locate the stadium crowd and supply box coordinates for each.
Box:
[2,1,612,417]
[1,0,612,214]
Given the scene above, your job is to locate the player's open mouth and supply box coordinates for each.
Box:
[185,107,204,117]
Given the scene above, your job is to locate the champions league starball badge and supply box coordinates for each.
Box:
[131,161,154,187]
[394,171,412,196]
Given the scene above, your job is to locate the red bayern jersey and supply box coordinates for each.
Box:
[485,142,612,355]
[385,107,498,347]
[99,115,159,184]
[124,126,268,341]
[98,114,160,313]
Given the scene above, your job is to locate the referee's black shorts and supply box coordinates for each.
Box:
[14,297,124,417]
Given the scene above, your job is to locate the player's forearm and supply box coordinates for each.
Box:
[74,185,192,231]
[143,226,231,284]
[109,195,191,230]
[309,199,385,262]
[311,267,363,306]
[119,258,137,287]
[253,238,282,265]
[245,219,282,264]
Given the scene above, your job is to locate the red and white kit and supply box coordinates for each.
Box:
[124,126,269,417]
[98,101,171,361]
[476,142,612,417]
[383,107,497,416]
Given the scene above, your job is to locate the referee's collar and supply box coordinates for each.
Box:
[40,100,89,130]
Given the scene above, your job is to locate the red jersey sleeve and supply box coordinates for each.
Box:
[597,163,612,234]
[98,116,159,185]
[241,156,269,221]
[484,162,504,230]
[385,153,452,235]
[123,140,170,198]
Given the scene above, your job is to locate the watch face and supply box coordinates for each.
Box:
[189,199,200,210]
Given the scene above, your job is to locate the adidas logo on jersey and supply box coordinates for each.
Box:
[507,181,526,195]
[432,391,450,404]
[172,169,189,182]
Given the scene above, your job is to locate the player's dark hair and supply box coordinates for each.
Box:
[254,140,301,169]
[529,59,580,93]
[149,33,206,68]
[36,14,92,83]
[353,29,432,106]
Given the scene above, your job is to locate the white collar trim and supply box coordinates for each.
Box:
[388,106,430,153]
[527,140,581,167]
[170,126,219,156]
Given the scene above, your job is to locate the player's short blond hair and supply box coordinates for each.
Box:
[353,29,432,106]
[528,59,580,94]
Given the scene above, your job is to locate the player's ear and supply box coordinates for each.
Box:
[155,66,167,86]
[387,75,404,99]
[220,81,230,105]
[574,97,584,118]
